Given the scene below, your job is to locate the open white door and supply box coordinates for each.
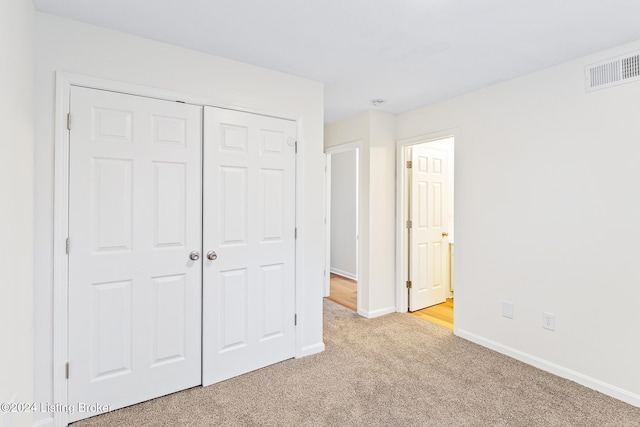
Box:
[408,145,450,311]
[202,107,297,385]
[67,87,203,422]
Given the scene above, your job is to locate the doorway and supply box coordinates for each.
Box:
[398,136,454,328]
[324,144,359,311]
[65,85,297,422]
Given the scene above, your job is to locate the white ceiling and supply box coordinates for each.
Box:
[34,0,640,123]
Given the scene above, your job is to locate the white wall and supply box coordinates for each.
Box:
[397,40,640,404]
[0,1,34,427]
[330,150,357,279]
[34,12,325,425]
[367,112,397,315]
[325,111,396,317]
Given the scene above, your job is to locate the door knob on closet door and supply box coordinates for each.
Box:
[207,250,218,261]
[442,232,449,237]
[189,251,200,261]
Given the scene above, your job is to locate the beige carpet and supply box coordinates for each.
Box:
[73,299,640,426]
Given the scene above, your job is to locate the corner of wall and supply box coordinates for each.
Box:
[0,0,35,426]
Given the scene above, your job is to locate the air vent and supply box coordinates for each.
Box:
[585,51,640,91]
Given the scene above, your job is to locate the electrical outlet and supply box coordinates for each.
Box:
[502,302,514,319]
[543,312,555,331]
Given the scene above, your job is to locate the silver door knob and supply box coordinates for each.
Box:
[206,250,218,261]
[189,251,200,261]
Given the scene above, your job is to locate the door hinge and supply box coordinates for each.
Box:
[65,238,71,255]
[65,362,70,379]
[295,141,298,153]
[406,280,412,289]
[294,314,298,326]
[294,228,297,239]
[406,220,412,229]
[406,160,412,168]
[66,113,71,130]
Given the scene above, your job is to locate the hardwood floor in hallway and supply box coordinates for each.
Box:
[326,273,453,331]
[326,273,357,312]
[411,299,454,330]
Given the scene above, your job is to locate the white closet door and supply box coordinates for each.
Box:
[409,145,450,311]
[202,106,297,385]
[68,87,202,422]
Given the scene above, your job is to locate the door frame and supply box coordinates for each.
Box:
[52,72,305,427]
[324,142,361,304]
[395,131,456,314]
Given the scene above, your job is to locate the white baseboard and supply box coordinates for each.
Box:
[457,329,640,408]
[357,306,396,319]
[329,268,357,281]
[297,342,325,358]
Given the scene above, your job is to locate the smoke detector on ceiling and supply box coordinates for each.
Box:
[585,51,640,92]
[370,99,386,106]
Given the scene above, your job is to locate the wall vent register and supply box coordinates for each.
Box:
[585,51,640,91]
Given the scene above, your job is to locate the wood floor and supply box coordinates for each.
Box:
[411,298,454,330]
[327,273,454,331]
[327,273,357,312]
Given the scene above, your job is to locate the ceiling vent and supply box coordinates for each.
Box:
[585,51,640,92]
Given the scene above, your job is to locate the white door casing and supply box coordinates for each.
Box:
[67,87,203,422]
[409,145,450,311]
[202,107,297,385]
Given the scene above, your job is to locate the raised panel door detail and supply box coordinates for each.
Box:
[69,87,202,422]
[92,107,133,143]
[220,124,248,153]
[431,182,443,228]
[219,269,248,352]
[153,115,187,147]
[260,169,284,242]
[152,274,187,367]
[92,158,133,254]
[432,242,443,288]
[220,166,248,246]
[153,162,186,249]
[409,144,450,311]
[260,264,285,340]
[260,129,285,156]
[91,280,133,381]
[417,181,428,229]
[203,107,296,386]
[432,158,442,175]
[418,155,428,172]
[417,244,428,292]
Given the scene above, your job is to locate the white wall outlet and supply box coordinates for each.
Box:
[543,312,555,331]
[502,302,514,319]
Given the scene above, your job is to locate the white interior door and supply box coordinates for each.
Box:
[202,106,297,385]
[68,87,203,422]
[409,145,450,311]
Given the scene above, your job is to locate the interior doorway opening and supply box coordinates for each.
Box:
[324,145,359,312]
[397,136,454,329]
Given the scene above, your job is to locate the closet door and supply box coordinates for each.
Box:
[67,87,203,422]
[202,106,297,385]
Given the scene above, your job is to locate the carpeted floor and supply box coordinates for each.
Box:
[73,299,640,426]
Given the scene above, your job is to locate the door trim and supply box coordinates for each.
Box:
[52,72,305,427]
[395,131,457,314]
[324,141,361,306]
